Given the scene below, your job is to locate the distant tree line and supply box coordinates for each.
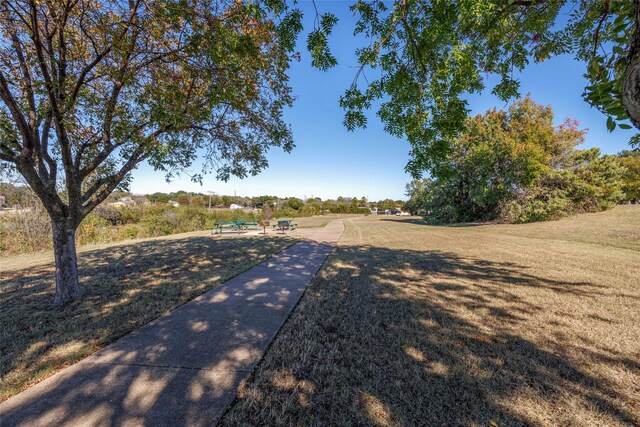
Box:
[0,183,406,214]
[0,188,403,256]
[142,192,402,214]
[405,98,640,224]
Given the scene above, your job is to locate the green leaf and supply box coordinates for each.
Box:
[607,116,616,132]
[587,58,601,76]
[320,13,338,34]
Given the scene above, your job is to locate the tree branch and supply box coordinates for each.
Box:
[0,69,33,145]
[69,0,143,106]
[28,0,79,208]
[81,124,172,214]
[81,149,147,215]
[0,152,15,162]
[0,138,18,160]
[511,0,549,6]
[3,1,37,132]
[592,0,611,57]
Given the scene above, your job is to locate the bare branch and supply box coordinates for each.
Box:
[81,148,147,214]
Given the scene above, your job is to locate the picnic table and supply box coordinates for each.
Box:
[210,221,241,234]
[274,219,297,234]
[235,220,260,230]
[209,220,264,234]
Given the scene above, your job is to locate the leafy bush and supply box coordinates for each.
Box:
[92,205,143,225]
[271,208,299,219]
[118,224,145,240]
[0,207,51,254]
[141,213,177,236]
[500,183,571,223]
[616,150,640,202]
[77,214,113,244]
[408,98,625,224]
[0,200,322,256]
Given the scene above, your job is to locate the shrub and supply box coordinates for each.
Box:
[0,207,51,254]
[118,206,143,224]
[77,214,112,244]
[118,224,145,240]
[500,189,571,223]
[0,202,326,256]
[175,206,207,232]
[410,99,625,224]
[498,156,625,223]
[92,205,122,225]
[141,214,177,236]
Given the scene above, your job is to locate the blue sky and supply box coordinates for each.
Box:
[130,1,636,201]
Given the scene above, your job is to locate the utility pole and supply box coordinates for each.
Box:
[206,190,216,210]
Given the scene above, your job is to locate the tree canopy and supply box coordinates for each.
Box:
[406,97,626,223]
[0,0,303,305]
[0,0,301,219]
[310,0,640,175]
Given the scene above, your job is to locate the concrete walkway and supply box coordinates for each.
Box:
[1,220,345,427]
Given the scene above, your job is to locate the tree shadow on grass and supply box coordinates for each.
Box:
[1,236,334,426]
[380,217,489,227]
[221,244,639,426]
[0,234,295,402]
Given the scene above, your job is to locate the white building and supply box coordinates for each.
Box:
[111,196,136,208]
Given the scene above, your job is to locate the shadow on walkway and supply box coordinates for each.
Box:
[1,235,337,426]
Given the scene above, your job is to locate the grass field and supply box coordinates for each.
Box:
[291,214,365,229]
[0,233,295,401]
[221,205,640,426]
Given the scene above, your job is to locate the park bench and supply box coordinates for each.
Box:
[210,221,241,234]
[274,219,297,233]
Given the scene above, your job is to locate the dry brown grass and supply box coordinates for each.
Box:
[0,232,295,401]
[289,214,365,229]
[488,204,640,251]
[222,206,640,426]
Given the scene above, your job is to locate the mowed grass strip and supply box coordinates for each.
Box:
[221,206,640,426]
[0,233,295,401]
[288,214,365,229]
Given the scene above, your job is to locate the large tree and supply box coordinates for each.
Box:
[0,0,302,305]
[315,0,640,175]
[408,98,625,223]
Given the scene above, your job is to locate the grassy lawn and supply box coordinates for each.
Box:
[222,205,640,426]
[0,232,295,401]
[290,214,365,229]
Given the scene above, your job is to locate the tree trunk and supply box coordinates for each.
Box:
[623,0,640,129]
[52,219,81,306]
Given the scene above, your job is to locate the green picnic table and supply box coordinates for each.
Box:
[210,221,241,234]
[273,219,297,234]
[234,220,260,230]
